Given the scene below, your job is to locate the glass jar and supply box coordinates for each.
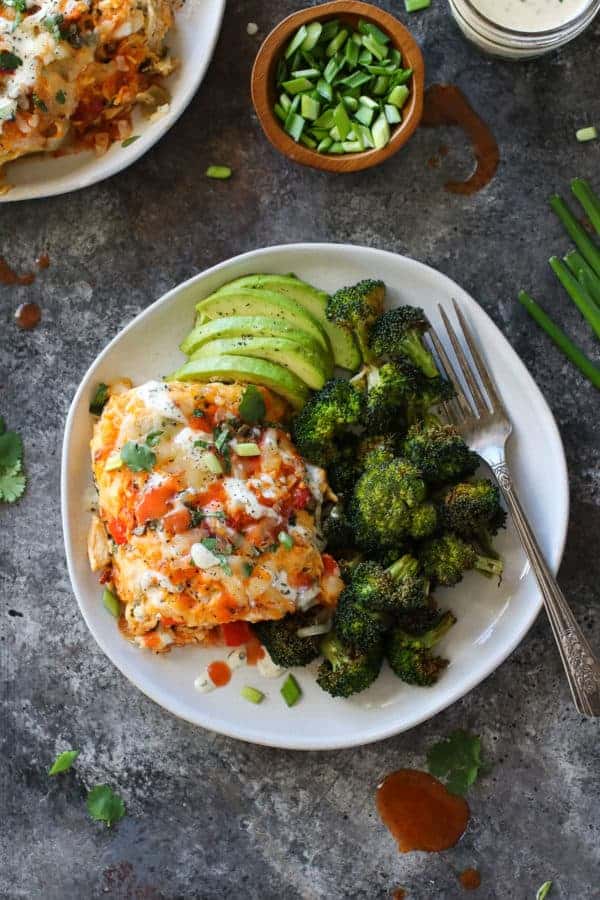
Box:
[448,0,600,59]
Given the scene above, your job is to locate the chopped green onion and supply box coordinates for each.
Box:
[121,135,140,148]
[281,77,314,95]
[301,21,322,51]
[342,95,359,113]
[564,250,600,306]
[102,588,121,618]
[518,290,600,390]
[299,133,317,149]
[549,256,600,339]
[317,136,333,152]
[550,194,600,278]
[388,85,410,109]
[384,104,402,124]
[291,67,321,79]
[326,28,348,57]
[355,104,375,126]
[333,101,352,140]
[278,531,294,550]
[405,0,431,10]
[241,686,265,704]
[280,673,302,707]
[206,166,232,180]
[200,452,223,474]
[274,103,287,123]
[570,177,600,237]
[372,113,390,150]
[361,33,387,61]
[316,78,333,102]
[301,94,320,120]
[359,95,378,109]
[575,126,598,143]
[285,111,306,142]
[279,93,292,112]
[235,442,261,456]
[89,382,110,415]
[285,25,308,59]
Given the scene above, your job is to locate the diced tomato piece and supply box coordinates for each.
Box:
[240,456,262,477]
[289,571,315,589]
[222,621,252,646]
[246,636,265,666]
[196,480,226,508]
[108,517,128,544]
[163,508,191,535]
[322,553,340,577]
[292,485,312,509]
[136,477,179,525]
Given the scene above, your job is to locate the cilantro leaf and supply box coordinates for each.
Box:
[0,464,26,503]
[0,430,23,469]
[145,430,163,447]
[49,749,79,776]
[536,883,553,900]
[0,50,22,69]
[201,537,232,575]
[120,441,156,473]
[86,784,126,827]
[239,385,266,423]
[427,729,487,796]
[89,383,109,416]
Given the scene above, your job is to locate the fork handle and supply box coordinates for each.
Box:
[491,462,600,716]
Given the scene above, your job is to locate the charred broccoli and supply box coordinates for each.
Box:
[327,279,385,363]
[369,306,438,378]
[317,632,383,697]
[326,437,360,497]
[419,533,503,587]
[358,361,415,435]
[254,610,323,667]
[386,610,456,686]
[403,423,480,485]
[438,480,506,552]
[292,378,364,466]
[322,503,354,551]
[405,373,455,425]
[334,556,430,650]
[350,454,435,550]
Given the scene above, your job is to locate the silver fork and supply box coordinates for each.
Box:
[427,299,600,717]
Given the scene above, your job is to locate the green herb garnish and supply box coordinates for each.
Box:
[122,135,140,148]
[206,165,232,179]
[427,729,488,796]
[0,50,22,69]
[536,882,553,900]
[242,562,254,577]
[102,587,121,617]
[239,385,266,423]
[86,785,126,827]
[145,430,163,447]
[0,417,26,504]
[49,749,79,776]
[120,440,156,473]
[89,382,109,415]
[44,14,64,40]
[55,89,66,105]
[241,685,264,704]
[201,537,232,575]
[192,408,205,418]
[32,94,48,112]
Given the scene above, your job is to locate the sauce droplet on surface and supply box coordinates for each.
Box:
[422,84,499,196]
[207,660,231,687]
[459,868,481,890]
[0,257,35,285]
[37,252,50,269]
[376,769,469,853]
[15,302,41,330]
[392,888,407,900]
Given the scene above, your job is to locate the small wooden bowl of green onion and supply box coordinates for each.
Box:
[251,0,425,173]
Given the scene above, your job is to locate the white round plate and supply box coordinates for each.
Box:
[1,0,225,202]
[62,244,569,750]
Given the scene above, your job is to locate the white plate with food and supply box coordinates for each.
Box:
[61,243,569,750]
[0,0,225,201]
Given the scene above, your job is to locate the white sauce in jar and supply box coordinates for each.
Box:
[470,0,591,32]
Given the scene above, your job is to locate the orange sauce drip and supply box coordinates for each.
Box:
[207,660,231,687]
[422,85,499,196]
[15,302,41,330]
[0,257,35,285]
[37,252,50,269]
[376,770,469,853]
[392,889,407,900]
[459,868,481,890]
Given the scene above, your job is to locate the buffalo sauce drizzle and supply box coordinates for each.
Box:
[459,868,482,890]
[207,660,231,687]
[422,85,499,195]
[376,769,469,853]
[15,302,41,329]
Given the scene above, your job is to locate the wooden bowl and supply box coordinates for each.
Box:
[251,0,425,173]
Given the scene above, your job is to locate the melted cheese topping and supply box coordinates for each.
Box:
[90,380,344,653]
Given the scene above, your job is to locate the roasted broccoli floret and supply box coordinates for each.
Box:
[359,361,415,435]
[350,455,428,550]
[334,555,430,650]
[369,306,438,378]
[254,610,323,667]
[327,279,386,362]
[317,632,383,697]
[356,434,398,470]
[322,503,354,551]
[326,436,360,497]
[419,534,503,587]
[438,479,506,546]
[409,501,438,540]
[403,423,480,485]
[405,373,455,425]
[386,610,457,686]
[334,585,389,651]
[292,378,364,466]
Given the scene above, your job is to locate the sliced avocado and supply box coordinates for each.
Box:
[180,315,325,360]
[166,355,309,410]
[195,288,331,356]
[217,274,361,371]
[191,335,332,390]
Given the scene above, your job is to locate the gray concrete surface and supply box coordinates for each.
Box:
[1,2,599,898]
